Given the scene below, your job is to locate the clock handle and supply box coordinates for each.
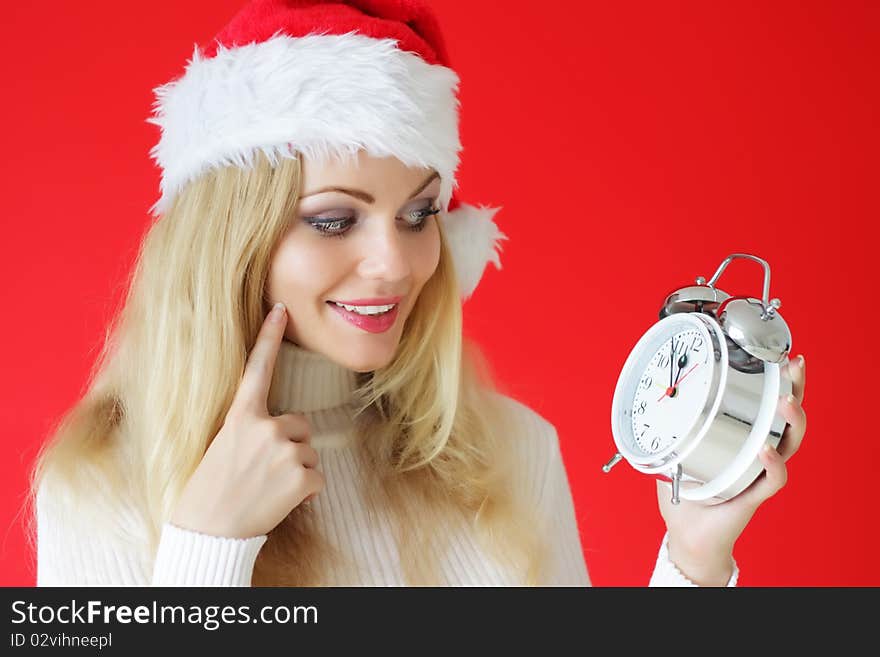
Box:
[705,253,780,317]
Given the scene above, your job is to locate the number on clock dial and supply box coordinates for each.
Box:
[630,328,710,455]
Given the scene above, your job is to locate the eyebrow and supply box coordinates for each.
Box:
[300,171,440,203]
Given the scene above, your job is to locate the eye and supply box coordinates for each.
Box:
[303,202,440,239]
[402,203,441,232]
[304,216,354,239]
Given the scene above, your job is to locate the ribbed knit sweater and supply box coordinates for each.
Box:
[36,340,737,586]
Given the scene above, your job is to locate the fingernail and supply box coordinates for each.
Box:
[763,443,776,457]
[787,393,796,404]
[797,355,805,369]
[271,302,286,320]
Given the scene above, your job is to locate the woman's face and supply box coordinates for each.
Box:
[265,150,442,372]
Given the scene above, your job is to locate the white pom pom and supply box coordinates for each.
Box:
[440,203,508,300]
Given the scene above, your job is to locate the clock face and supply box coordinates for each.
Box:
[610,311,724,467]
[630,326,714,455]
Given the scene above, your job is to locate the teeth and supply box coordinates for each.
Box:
[333,301,396,316]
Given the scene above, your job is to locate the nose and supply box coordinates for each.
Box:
[356,216,412,283]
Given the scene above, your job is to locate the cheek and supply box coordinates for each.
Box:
[267,234,345,302]
[412,223,441,283]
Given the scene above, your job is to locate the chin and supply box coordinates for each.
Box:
[309,334,395,372]
[342,347,397,373]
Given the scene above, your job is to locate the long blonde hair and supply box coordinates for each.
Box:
[26,151,548,585]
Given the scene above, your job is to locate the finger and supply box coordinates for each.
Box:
[272,413,312,444]
[232,302,288,414]
[776,393,807,461]
[787,354,805,405]
[302,469,325,499]
[736,443,788,508]
[290,442,320,469]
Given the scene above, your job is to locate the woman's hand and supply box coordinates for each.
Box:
[170,303,324,539]
[656,353,807,585]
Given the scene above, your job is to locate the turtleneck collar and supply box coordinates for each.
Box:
[269,339,359,415]
[265,340,363,450]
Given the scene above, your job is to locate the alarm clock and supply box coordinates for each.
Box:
[603,253,793,505]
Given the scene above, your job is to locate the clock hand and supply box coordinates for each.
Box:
[675,362,700,387]
[673,349,688,386]
[657,355,699,402]
[658,337,683,402]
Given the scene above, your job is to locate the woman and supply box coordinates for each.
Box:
[28,0,806,587]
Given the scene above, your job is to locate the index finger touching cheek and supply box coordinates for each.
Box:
[232,302,288,415]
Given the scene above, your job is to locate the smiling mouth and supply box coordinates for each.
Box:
[326,300,399,316]
[326,300,401,334]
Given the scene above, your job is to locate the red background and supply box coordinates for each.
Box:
[1,1,876,586]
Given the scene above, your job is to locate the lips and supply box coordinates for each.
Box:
[327,300,400,334]
[330,296,403,306]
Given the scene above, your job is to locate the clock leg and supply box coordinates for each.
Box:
[672,463,683,505]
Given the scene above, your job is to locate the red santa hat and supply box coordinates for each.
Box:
[146,0,506,300]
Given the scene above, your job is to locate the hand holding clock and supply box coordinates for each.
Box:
[655,353,807,586]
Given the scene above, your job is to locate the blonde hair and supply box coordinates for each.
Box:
[26,151,548,585]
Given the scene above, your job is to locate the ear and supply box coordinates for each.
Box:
[440,203,508,301]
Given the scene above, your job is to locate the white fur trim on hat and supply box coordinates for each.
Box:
[147,31,461,217]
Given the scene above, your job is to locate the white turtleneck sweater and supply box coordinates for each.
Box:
[36,339,737,587]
